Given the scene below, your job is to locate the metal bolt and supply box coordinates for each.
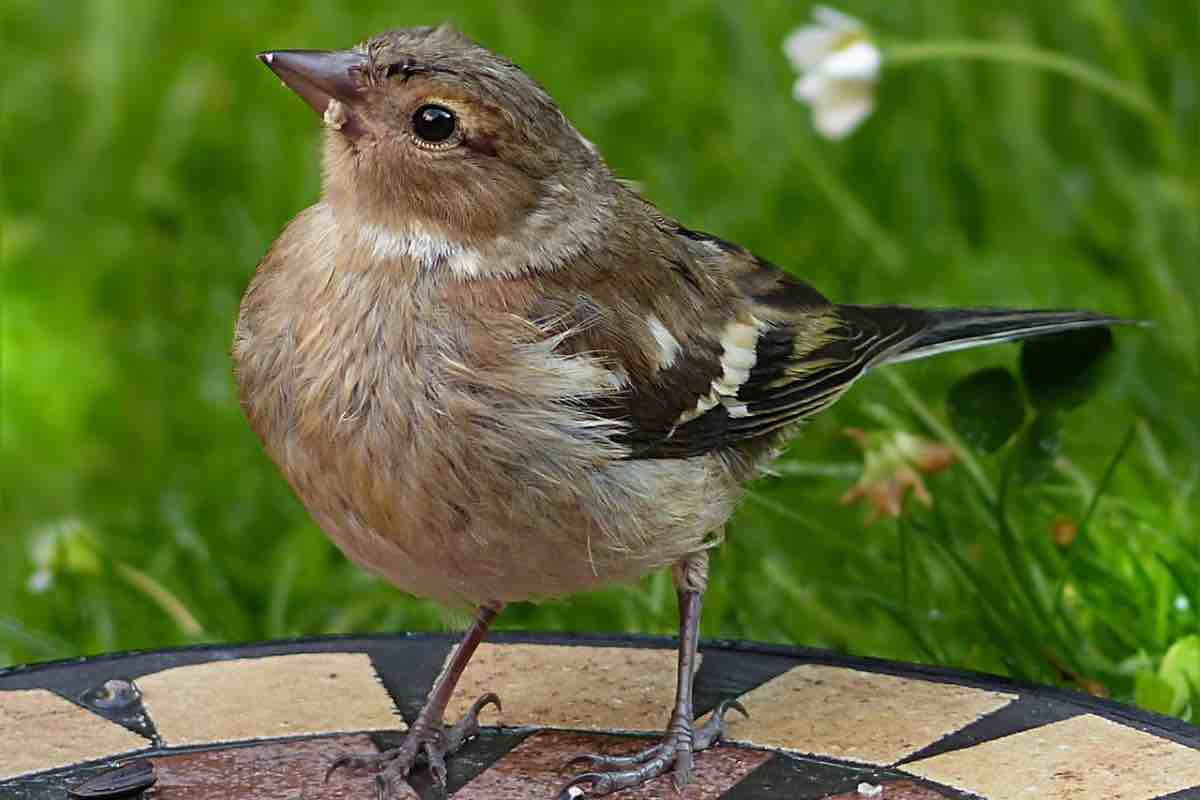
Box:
[88,678,140,709]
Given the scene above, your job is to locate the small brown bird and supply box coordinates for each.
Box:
[236,25,1127,798]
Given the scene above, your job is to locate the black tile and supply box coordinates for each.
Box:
[362,637,455,725]
[441,729,532,796]
[694,644,797,718]
[897,695,1082,766]
[1154,788,1200,800]
[721,753,898,799]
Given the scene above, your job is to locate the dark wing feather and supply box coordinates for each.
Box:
[600,254,894,459]
[621,299,928,459]
[568,226,1130,462]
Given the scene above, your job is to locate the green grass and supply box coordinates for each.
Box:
[3,1,1198,718]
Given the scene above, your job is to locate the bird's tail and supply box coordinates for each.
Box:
[838,306,1138,367]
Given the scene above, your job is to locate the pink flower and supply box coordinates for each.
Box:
[840,429,957,522]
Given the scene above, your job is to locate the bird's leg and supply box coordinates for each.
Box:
[326,602,503,799]
[559,552,747,798]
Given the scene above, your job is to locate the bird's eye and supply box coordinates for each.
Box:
[412,105,456,144]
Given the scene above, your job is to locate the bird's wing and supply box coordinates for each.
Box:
[606,254,916,461]
[556,226,1124,462]
[543,227,901,461]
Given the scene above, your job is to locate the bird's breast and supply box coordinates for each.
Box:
[232,225,736,605]
[233,258,487,598]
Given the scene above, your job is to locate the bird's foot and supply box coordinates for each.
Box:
[325,692,500,799]
[557,699,747,798]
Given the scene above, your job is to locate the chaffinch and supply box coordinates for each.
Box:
[235,25,1127,798]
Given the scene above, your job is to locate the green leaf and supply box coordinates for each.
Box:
[1012,411,1064,484]
[946,368,1026,452]
[1020,328,1115,411]
[1135,671,1179,716]
[1159,635,1200,716]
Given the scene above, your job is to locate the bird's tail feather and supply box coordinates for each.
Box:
[840,306,1137,367]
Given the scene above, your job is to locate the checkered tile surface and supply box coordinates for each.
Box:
[2,635,1198,799]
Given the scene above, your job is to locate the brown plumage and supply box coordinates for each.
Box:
[235,25,1129,798]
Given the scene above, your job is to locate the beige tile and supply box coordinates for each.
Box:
[137,652,401,746]
[718,664,1014,765]
[905,713,1200,800]
[0,689,149,780]
[446,644,685,732]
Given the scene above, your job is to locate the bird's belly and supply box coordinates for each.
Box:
[292,441,738,607]
[308,504,633,607]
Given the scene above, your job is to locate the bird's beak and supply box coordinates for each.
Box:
[257,49,368,117]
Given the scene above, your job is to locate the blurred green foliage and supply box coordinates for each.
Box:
[2,1,1198,718]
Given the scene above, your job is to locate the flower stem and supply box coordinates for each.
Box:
[115,562,205,637]
[885,40,1178,161]
[1050,422,1138,620]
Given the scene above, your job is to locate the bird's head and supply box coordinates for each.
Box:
[259,25,616,278]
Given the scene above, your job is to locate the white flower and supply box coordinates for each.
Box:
[27,569,53,594]
[784,7,881,140]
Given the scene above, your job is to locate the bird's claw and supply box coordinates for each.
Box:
[325,751,394,783]
[555,697,748,797]
[695,699,748,748]
[560,743,667,773]
[325,691,501,799]
[441,691,501,754]
[423,740,448,788]
[471,691,503,715]
[375,770,419,800]
[556,772,610,800]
